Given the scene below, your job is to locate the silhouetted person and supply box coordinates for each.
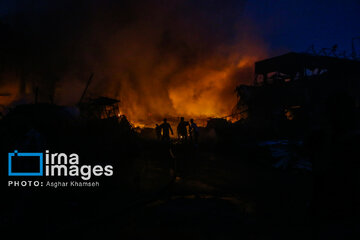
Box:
[177,117,189,140]
[160,118,173,141]
[155,124,161,140]
[189,119,199,143]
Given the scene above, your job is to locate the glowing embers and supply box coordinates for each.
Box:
[285,106,301,121]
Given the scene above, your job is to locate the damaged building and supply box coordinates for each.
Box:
[236,52,360,136]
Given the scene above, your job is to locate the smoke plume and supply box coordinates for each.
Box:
[0,0,267,125]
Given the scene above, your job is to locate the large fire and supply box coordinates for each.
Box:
[0,0,267,127]
[97,49,263,127]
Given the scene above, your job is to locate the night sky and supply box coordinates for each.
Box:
[244,0,360,55]
[1,1,360,55]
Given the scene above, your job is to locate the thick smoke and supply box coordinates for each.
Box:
[0,0,266,124]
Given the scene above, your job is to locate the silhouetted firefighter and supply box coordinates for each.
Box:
[189,119,199,143]
[160,118,173,141]
[155,124,161,140]
[177,117,189,140]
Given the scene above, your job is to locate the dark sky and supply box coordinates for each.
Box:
[244,0,360,55]
[1,0,359,55]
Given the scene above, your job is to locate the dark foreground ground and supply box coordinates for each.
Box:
[0,104,359,239]
[2,141,313,239]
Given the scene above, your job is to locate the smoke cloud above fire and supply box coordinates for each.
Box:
[0,0,267,125]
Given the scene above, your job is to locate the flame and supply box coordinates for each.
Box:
[168,67,235,117]
[0,73,24,112]
[0,1,268,127]
[117,54,260,127]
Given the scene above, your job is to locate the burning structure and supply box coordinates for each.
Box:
[236,52,360,136]
[79,96,120,120]
[0,0,265,128]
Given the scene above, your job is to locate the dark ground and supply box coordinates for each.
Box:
[0,104,359,239]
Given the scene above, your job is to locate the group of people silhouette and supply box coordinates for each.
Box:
[155,117,199,142]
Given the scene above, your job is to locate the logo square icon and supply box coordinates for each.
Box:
[8,150,43,176]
